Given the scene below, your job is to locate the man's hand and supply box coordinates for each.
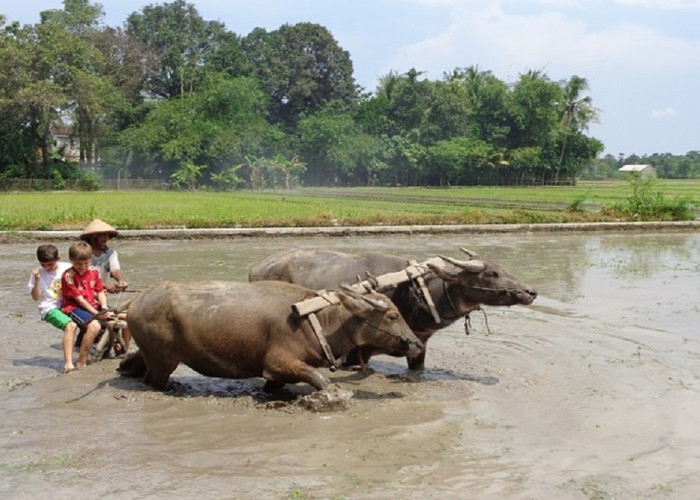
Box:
[95,307,116,320]
[105,281,128,293]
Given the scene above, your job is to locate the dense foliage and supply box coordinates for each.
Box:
[2,1,692,190]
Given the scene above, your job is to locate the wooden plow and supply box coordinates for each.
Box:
[87,317,129,364]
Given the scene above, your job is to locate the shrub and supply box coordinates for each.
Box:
[568,192,589,212]
[613,177,696,220]
[52,170,67,190]
[31,179,47,191]
[77,172,101,191]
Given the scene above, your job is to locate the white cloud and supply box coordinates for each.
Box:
[386,0,473,6]
[614,0,700,9]
[571,23,700,73]
[651,107,679,119]
[385,3,700,81]
[535,0,582,6]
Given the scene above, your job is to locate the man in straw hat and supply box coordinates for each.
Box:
[80,219,128,294]
[79,218,131,355]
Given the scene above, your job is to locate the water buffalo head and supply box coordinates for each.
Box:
[428,248,537,307]
[337,285,424,357]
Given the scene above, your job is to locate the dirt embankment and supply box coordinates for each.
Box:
[2,220,698,244]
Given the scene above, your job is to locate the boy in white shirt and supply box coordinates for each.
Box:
[28,244,78,373]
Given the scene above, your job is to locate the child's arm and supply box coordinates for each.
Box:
[96,290,108,311]
[74,295,100,316]
[29,269,41,301]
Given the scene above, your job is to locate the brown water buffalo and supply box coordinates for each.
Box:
[117,280,423,392]
[249,248,537,370]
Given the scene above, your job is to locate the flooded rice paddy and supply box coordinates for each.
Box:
[1,229,699,499]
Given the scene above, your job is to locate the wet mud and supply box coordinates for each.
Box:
[1,229,699,499]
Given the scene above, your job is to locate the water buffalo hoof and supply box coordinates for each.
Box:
[263,380,285,392]
[118,351,147,377]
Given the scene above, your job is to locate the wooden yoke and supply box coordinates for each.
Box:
[306,312,339,371]
[292,290,340,317]
[291,257,445,317]
[408,259,441,324]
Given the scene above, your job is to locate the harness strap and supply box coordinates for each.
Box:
[408,259,441,324]
[443,280,463,321]
[307,312,339,372]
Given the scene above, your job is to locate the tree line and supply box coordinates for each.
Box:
[0,0,644,190]
[583,152,700,180]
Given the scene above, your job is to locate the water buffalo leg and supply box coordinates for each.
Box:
[142,351,179,391]
[343,347,362,368]
[295,363,332,391]
[118,351,147,377]
[265,360,332,392]
[406,347,427,371]
[343,346,373,372]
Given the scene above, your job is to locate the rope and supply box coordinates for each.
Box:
[357,316,413,342]
[463,307,493,336]
[479,308,493,335]
[442,280,461,321]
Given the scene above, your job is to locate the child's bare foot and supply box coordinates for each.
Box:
[76,357,87,369]
[64,364,76,374]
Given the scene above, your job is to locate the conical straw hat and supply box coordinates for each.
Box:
[80,218,118,240]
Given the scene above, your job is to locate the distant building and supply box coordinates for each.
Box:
[50,124,81,163]
[618,164,656,178]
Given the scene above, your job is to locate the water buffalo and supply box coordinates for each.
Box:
[117,280,423,392]
[249,248,537,370]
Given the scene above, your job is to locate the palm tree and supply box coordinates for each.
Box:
[556,75,599,181]
[376,71,401,104]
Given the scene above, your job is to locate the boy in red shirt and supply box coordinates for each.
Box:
[61,240,110,368]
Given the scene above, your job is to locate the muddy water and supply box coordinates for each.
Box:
[1,230,699,499]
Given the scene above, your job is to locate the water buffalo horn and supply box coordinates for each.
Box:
[364,271,379,288]
[340,283,361,298]
[439,254,486,272]
[361,295,388,311]
[459,247,479,258]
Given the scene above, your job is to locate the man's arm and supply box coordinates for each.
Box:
[108,252,128,291]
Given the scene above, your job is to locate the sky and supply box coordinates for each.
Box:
[3,0,700,157]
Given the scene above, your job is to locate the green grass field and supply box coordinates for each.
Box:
[1,179,698,231]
